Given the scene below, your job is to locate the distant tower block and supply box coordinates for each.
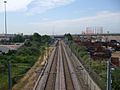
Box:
[95,26,103,34]
[100,27,103,34]
[86,27,95,34]
[85,26,103,35]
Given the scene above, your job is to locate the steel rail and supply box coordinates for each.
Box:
[61,43,74,90]
[34,46,57,90]
[55,43,66,90]
[62,42,81,90]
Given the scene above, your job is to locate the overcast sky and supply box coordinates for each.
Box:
[0,0,120,35]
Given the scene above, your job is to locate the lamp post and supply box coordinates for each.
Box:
[4,1,12,90]
[4,0,7,35]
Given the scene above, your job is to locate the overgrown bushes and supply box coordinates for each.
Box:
[70,42,120,90]
[0,33,51,90]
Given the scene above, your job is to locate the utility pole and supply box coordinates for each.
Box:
[4,0,7,35]
[107,56,112,90]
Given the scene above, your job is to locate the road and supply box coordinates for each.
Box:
[33,40,89,90]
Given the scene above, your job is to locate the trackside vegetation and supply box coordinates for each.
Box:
[65,33,120,90]
[0,33,51,90]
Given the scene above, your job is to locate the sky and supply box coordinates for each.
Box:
[0,0,120,35]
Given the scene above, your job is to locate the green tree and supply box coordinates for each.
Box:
[12,34,25,43]
[41,35,50,43]
[32,33,41,42]
[64,33,73,41]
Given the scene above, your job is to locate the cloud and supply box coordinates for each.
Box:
[32,11,120,25]
[0,0,75,14]
[30,11,120,34]
[0,0,32,12]
[26,0,75,15]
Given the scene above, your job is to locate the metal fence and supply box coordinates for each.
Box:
[69,43,106,90]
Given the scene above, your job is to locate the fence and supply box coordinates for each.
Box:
[69,42,106,90]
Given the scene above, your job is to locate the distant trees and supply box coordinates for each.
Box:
[64,33,73,41]
[11,34,25,43]
[41,35,50,44]
[32,33,41,42]
[0,32,52,90]
[31,33,51,46]
[24,39,32,47]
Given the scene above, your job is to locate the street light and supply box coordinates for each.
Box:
[4,0,7,35]
[4,1,12,90]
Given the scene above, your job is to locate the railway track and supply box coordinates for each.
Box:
[61,42,81,90]
[55,43,66,90]
[34,46,58,90]
[33,41,82,90]
[61,43,74,90]
[44,45,58,90]
[64,42,92,90]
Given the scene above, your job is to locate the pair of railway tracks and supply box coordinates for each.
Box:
[33,41,81,90]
